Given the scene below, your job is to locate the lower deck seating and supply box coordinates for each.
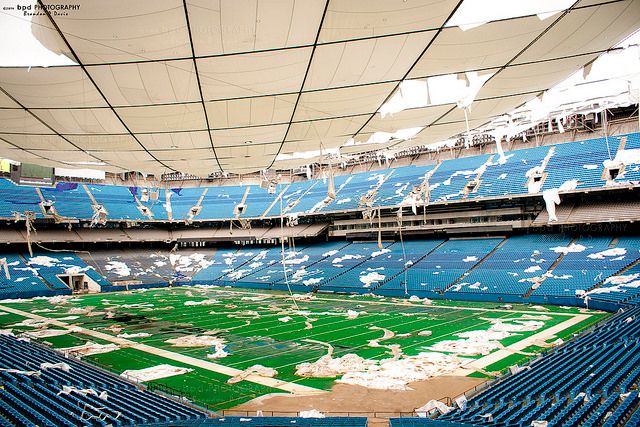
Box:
[533,236,640,297]
[314,241,397,291]
[0,334,208,427]
[24,252,111,291]
[3,234,640,304]
[446,234,571,296]
[0,254,56,299]
[235,241,353,289]
[405,305,640,427]
[2,235,640,426]
[82,248,218,286]
[402,238,504,292]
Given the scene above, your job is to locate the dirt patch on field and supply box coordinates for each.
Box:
[230,375,486,415]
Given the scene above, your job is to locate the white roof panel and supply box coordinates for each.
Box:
[0,0,636,176]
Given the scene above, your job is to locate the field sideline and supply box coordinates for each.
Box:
[0,286,609,410]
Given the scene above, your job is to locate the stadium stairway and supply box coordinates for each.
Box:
[254,183,289,218]
[441,237,508,293]
[312,241,397,292]
[371,239,448,293]
[584,257,640,294]
[522,237,579,298]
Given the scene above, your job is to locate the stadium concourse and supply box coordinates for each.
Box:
[2,1,640,427]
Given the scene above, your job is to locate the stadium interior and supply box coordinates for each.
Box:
[1,1,640,426]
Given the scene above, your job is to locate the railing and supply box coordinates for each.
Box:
[219,410,416,418]
[146,382,220,415]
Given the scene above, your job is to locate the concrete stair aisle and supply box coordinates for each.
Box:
[523,237,578,298]
[370,239,449,292]
[441,237,508,293]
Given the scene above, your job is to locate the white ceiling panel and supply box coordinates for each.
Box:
[0,134,70,151]
[216,143,280,160]
[516,1,640,64]
[187,0,324,56]
[34,0,191,64]
[32,108,127,134]
[408,16,549,79]
[88,60,200,106]
[286,116,370,141]
[136,131,211,150]
[363,104,454,133]
[0,91,20,108]
[0,0,635,175]
[152,147,213,161]
[0,110,55,134]
[319,0,457,42]
[65,134,142,151]
[0,67,106,108]
[294,82,396,121]
[36,149,106,162]
[211,124,288,147]
[205,94,297,129]
[116,104,207,132]
[0,148,53,163]
[479,54,601,99]
[305,32,435,90]
[435,94,534,125]
[197,48,312,100]
[279,136,348,154]
[164,159,221,174]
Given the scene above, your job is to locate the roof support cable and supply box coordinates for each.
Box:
[603,109,613,161]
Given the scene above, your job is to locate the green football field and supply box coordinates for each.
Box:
[0,287,609,411]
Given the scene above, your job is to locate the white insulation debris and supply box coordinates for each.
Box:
[122,365,193,382]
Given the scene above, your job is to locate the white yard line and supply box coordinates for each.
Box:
[453,313,591,375]
[197,287,590,317]
[0,304,323,396]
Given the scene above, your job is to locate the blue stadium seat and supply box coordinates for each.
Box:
[0,334,208,427]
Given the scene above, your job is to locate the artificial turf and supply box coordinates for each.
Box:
[0,287,609,410]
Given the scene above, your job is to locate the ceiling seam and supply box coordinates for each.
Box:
[36,0,178,174]
[347,0,467,145]
[0,47,621,112]
[0,86,106,166]
[0,134,61,163]
[0,0,623,69]
[267,0,331,169]
[378,0,589,151]
[181,0,224,173]
[0,88,551,138]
